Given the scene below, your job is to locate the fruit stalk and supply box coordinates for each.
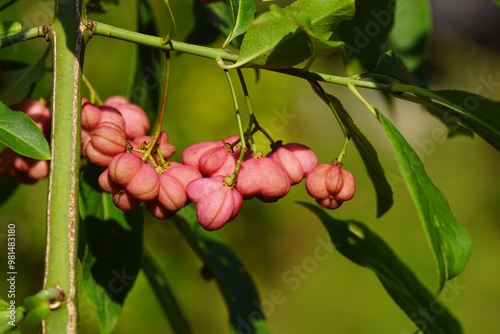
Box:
[43,1,85,333]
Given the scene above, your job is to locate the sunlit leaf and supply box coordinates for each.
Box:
[379,113,472,289]
[173,206,270,334]
[0,102,50,160]
[223,0,256,48]
[0,21,21,38]
[221,0,354,69]
[80,164,143,334]
[299,202,464,334]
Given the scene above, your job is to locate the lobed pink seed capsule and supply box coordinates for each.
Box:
[236,155,290,202]
[156,131,176,159]
[86,122,128,166]
[113,191,141,211]
[105,98,150,139]
[146,200,177,220]
[335,169,356,201]
[155,164,202,212]
[268,143,318,185]
[198,145,236,177]
[108,153,143,187]
[99,105,126,130]
[81,102,102,131]
[305,164,343,199]
[181,141,220,169]
[186,175,243,231]
[305,162,356,209]
[104,95,129,106]
[98,169,122,194]
[125,162,160,201]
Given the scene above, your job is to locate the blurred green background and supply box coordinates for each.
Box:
[1,0,500,333]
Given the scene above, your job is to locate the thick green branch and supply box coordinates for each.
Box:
[43,2,84,333]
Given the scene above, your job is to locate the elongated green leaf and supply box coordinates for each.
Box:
[173,206,270,334]
[142,253,192,334]
[0,53,46,107]
[336,0,395,73]
[80,165,143,334]
[327,95,393,217]
[0,22,21,38]
[0,102,50,160]
[372,52,473,137]
[222,0,354,69]
[427,89,500,153]
[223,0,256,48]
[389,0,431,78]
[379,113,471,289]
[128,0,162,128]
[375,51,500,152]
[299,202,464,334]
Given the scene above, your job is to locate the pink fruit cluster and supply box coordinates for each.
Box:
[83,97,356,231]
[180,138,325,230]
[0,99,51,184]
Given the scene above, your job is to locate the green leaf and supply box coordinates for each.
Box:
[327,95,393,217]
[0,102,50,160]
[142,253,192,334]
[371,52,473,137]
[0,22,21,38]
[223,0,256,48]
[185,1,232,47]
[0,51,46,106]
[80,164,143,334]
[299,202,464,334]
[379,113,471,289]
[222,0,354,69]
[427,89,500,153]
[388,0,431,78]
[127,0,162,129]
[173,206,270,334]
[336,0,395,73]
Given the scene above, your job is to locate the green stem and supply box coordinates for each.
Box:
[141,51,170,163]
[309,81,350,162]
[82,74,103,105]
[43,1,85,333]
[223,70,246,180]
[88,21,469,115]
[348,83,380,120]
[89,21,238,62]
[0,25,47,48]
